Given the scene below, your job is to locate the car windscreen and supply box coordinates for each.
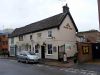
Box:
[28,52,35,55]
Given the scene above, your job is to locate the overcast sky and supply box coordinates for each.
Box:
[0,0,99,31]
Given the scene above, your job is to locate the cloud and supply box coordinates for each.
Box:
[0,0,99,31]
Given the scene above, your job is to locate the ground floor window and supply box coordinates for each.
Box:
[48,44,52,54]
[35,45,39,53]
[10,46,15,56]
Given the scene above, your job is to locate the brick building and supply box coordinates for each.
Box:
[0,33,8,54]
[77,30,100,43]
[77,30,100,62]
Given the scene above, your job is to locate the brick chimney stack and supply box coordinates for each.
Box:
[63,4,69,13]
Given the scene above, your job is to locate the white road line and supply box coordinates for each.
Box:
[62,68,97,75]
[36,64,43,67]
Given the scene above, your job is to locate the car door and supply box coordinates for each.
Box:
[19,53,27,61]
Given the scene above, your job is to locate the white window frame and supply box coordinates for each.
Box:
[48,31,52,37]
[30,35,32,40]
[19,35,23,41]
[11,38,14,44]
[47,44,53,54]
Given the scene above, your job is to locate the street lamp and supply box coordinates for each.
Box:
[30,39,34,52]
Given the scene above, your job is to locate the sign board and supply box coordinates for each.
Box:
[65,43,77,57]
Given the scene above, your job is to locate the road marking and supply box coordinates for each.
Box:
[36,64,43,67]
[63,68,97,75]
[36,64,97,75]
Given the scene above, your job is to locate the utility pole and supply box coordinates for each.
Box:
[98,0,100,30]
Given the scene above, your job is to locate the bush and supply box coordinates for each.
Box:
[0,50,9,56]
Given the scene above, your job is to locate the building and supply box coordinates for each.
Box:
[8,4,78,60]
[0,33,8,54]
[77,30,100,43]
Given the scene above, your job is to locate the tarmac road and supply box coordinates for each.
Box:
[0,59,99,75]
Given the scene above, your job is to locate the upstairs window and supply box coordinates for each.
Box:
[11,38,14,44]
[48,31,52,37]
[30,35,32,40]
[19,36,23,41]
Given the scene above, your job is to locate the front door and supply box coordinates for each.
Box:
[92,43,100,59]
[41,46,45,59]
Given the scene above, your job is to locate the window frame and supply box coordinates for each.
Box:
[48,31,52,37]
[47,44,53,54]
[30,35,32,40]
[11,38,14,44]
[19,35,23,41]
[35,45,39,53]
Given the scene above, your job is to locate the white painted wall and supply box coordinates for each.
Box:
[9,15,77,59]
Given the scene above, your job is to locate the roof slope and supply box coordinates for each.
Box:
[10,12,78,37]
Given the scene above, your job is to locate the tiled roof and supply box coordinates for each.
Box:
[9,12,78,37]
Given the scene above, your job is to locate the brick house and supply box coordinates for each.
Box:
[77,30,100,62]
[77,30,100,43]
[0,33,8,54]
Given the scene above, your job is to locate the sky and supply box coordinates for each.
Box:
[0,0,99,31]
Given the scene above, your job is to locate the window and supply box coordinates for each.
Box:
[11,38,14,44]
[48,44,52,54]
[30,35,32,40]
[48,31,52,37]
[19,36,23,41]
[82,46,89,54]
[35,45,39,53]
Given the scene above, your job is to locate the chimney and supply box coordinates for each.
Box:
[63,4,69,13]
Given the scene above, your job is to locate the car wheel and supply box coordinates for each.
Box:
[17,59,20,62]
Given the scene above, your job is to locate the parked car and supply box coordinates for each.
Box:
[16,51,40,63]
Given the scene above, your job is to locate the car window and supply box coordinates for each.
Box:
[22,54,27,56]
[20,53,27,56]
[29,52,35,55]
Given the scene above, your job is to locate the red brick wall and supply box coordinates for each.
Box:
[77,43,92,62]
[0,35,8,52]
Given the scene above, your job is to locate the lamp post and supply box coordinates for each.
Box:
[31,39,34,52]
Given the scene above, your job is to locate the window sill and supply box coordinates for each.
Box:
[46,37,52,39]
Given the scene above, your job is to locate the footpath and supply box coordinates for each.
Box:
[39,59,75,68]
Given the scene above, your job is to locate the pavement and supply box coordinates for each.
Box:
[86,60,100,65]
[39,59,75,68]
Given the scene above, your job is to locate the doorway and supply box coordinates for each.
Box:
[92,43,100,59]
[41,46,45,59]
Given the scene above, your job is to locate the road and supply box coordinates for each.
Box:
[0,59,99,75]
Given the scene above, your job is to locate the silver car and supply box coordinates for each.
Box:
[17,51,40,63]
